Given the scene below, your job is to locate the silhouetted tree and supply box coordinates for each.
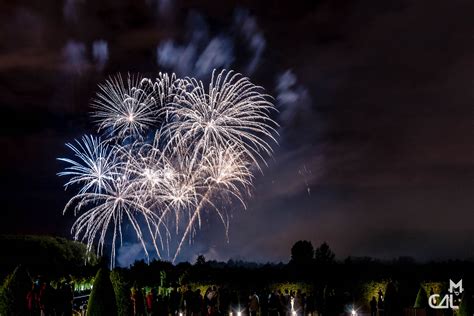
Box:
[110,269,132,316]
[290,240,314,264]
[196,255,206,265]
[87,268,117,316]
[314,242,335,264]
[384,282,399,316]
[0,235,97,278]
[130,260,148,286]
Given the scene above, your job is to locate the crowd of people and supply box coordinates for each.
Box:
[131,286,316,316]
[20,279,318,316]
[18,282,400,316]
[25,280,74,316]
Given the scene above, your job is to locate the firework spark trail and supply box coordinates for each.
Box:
[164,70,279,170]
[57,135,118,194]
[172,145,254,262]
[58,69,278,267]
[172,188,212,263]
[92,74,158,140]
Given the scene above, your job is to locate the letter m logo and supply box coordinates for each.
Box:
[449,279,463,295]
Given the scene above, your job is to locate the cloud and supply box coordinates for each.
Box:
[233,9,266,75]
[117,242,147,267]
[156,9,265,77]
[156,40,198,76]
[174,240,228,263]
[62,40,87,74]
[63,0,83,23]
[156,35,233,78]
[61,39,110,74]
[275,70,312,128]
[195,36,234,77]
[146,0,174,19]
[92,40,109,71]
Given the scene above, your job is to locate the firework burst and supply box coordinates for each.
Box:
[92,74,158,140]
[164,70,279,169]
[58,69,278,267]
[57,135,118,194]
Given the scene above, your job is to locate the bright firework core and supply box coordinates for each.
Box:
[57,69,278,267]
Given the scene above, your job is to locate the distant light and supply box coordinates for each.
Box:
[292,312,296,316]
[351,309,357,316]
[237,312,242,316]
[229,312,233,316]
[179,313,183,316]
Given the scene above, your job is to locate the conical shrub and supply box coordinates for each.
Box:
[87,268,117,316]
[414,286,428,308]
[0,265,32,316]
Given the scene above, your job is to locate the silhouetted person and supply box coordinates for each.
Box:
[293,290,303,316]
[170,288,181,315]
[156,295,168,316]
[301,293,306,316]
[277,290,285,316]
[58,282,73,316]
[248,291,259,316]
[132,286,146,316]
[306,292,315,316]
[183,286,193,315]
[283,289,291,316]
[39,282,53,316]
[206,286,218,315]
[370,296,377,316]
[211,286,218,309]
[218,288,230,315]
[377,289,384,316]
[151,288,159,315]
[268,290,279,316]
[324,288,337,316]
[26,284,39,316]
[146,290,155,316]
[192,289,203,316]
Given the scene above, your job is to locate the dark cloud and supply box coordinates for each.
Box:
[275,70,313,135]
[92,40,109,71]
[232,9,266,75]
[0,0,472,264]
[155,8,266,78]
[62,40,87,74]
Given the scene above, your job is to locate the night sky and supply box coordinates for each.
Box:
[0,0,473,265]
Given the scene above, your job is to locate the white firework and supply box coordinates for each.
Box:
[92,74,158,140]
[63,176,165,265]
[203,144,253,205]
[171,144,254,262]
[57,135,118,194]
[163,70,279,168]
[58,69,278,267]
